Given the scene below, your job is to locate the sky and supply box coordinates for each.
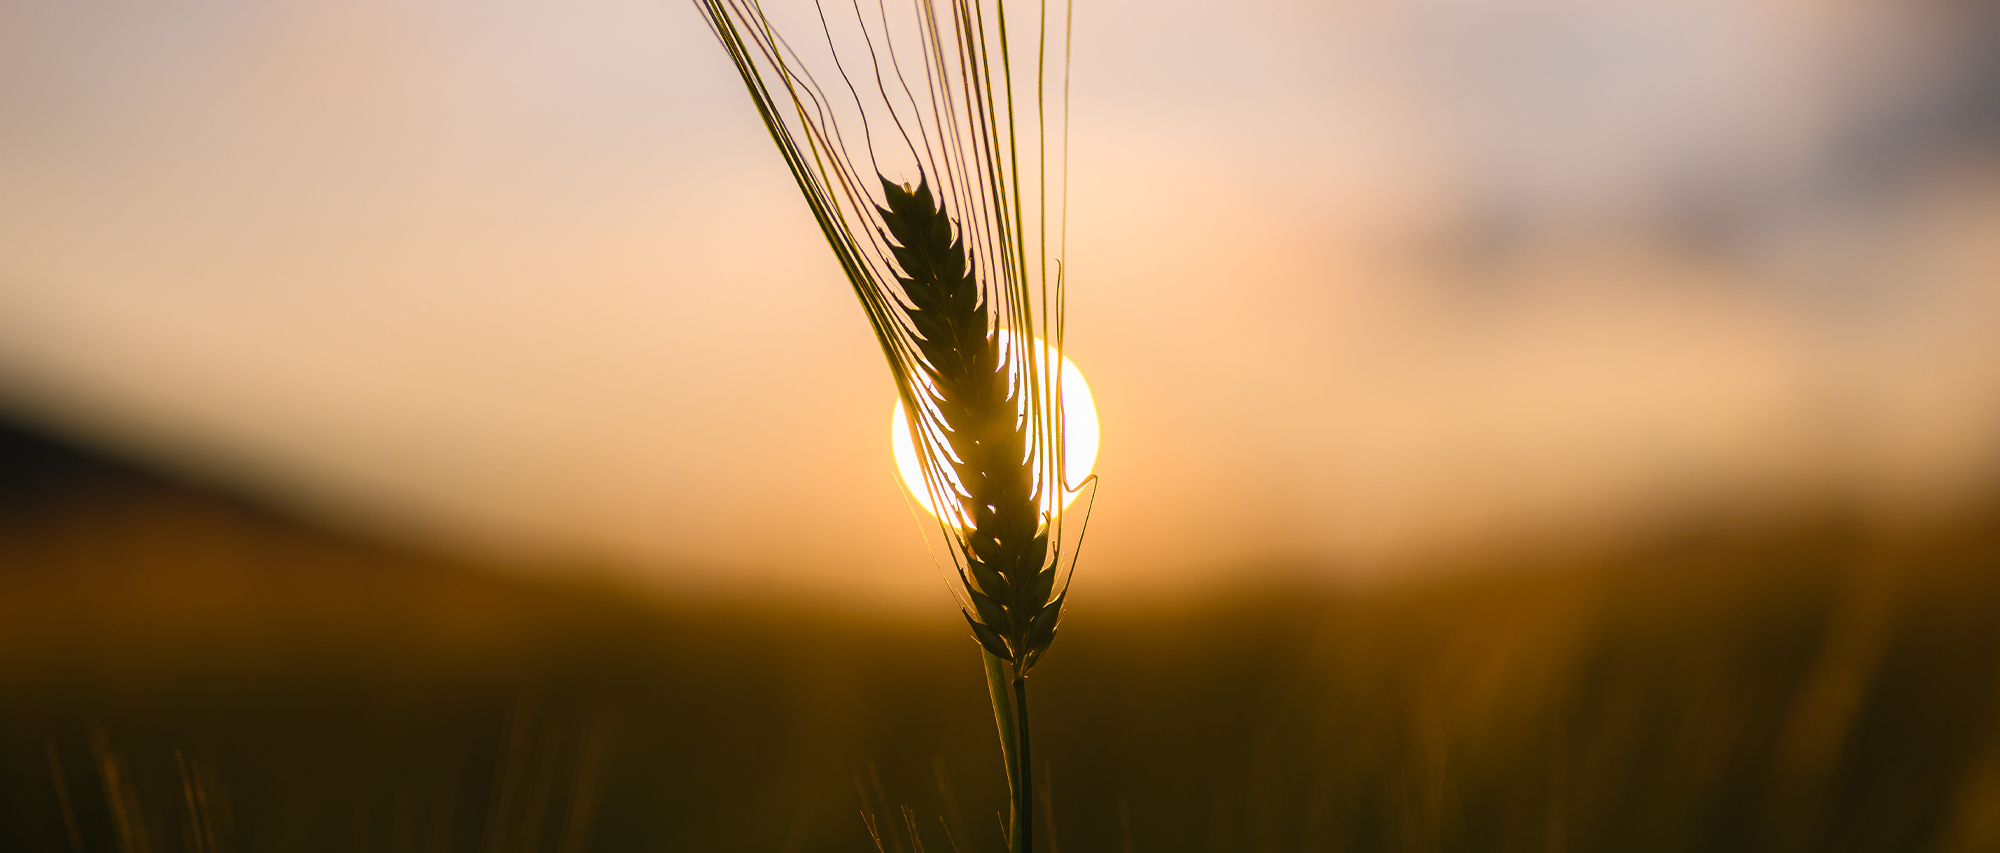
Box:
[2,0,1997,606]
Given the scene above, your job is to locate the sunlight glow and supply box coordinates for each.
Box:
[892,333,1098,526]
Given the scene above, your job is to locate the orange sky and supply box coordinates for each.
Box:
[2,0,1997,606]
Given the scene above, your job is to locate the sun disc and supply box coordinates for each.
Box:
[892,334,1098,526]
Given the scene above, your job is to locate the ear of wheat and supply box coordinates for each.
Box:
[692,1,1088,850]
[878,177,1064,672]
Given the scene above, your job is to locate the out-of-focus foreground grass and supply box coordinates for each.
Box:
[3,423,1998,853]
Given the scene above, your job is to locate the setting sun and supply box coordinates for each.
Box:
[891,332,1099,526]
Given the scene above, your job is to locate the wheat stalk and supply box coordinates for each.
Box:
[691,1,1089,849]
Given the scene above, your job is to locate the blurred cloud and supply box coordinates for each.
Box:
[1,0,1996,605]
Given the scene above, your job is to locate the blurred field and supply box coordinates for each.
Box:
[4,421,1999,853]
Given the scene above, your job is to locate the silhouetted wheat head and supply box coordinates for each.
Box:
[691,0,1087,676]
[692,1,1086,847]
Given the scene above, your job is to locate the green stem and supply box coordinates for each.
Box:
[1013,672,1033,853]
[981,650,1022,848]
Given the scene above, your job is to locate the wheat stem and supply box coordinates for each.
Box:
[981,649,1024,848]
[1011,671,1033,853]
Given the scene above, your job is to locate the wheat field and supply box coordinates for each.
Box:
[4,423,1999,852]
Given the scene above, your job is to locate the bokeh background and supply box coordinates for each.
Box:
[3,0,1999,850]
